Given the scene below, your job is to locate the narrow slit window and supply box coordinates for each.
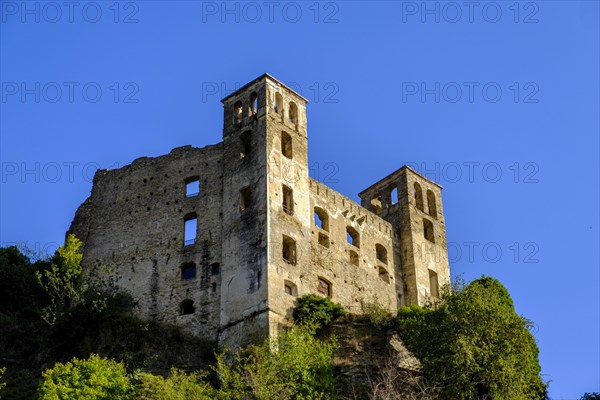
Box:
[281,131,293,159]
[427,190,437,218]
[423,218,435,243]
[282,235,297,265]
[289,102,298,124]
[234,101,243,123]
[180,299,195,315]
[391,187,398,205]
[185,177,200,197]
[414,182,424,212]
[282,185,294,215]
[240,187,252,212]
[249,92,258,115]
[181,262,197,280]
[346,226,360,248]
[240,131,252,159]
[429,269,439,298]
[184,214,197,246]
[274,92,282,114]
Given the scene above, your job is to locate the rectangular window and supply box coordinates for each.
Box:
[429,269,439,298]
[281,131,293,158]
[282,235,297,265]
[240,131,252,159]
[282,185,294,215]
[240,187,252,212]
[211,263,220,275]
[318,233,329,248]
[317,278,331,297]
[423,218,435,243]
[184,215,197,246]
[186,178,200,197]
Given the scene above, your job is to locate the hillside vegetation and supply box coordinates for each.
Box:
[0,236,553,399]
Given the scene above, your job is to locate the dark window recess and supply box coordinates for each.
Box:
[282,185,294,215]
[240,131,252,159]
[180,299,195,315]
[181,262,197,280]
[211,263,220,275]
[282,235,297,265]
[240,187,252,211]
[281,131,293,158]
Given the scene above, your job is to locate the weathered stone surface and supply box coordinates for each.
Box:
[69,73,450,348]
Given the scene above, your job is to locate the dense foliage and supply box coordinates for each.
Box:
[293,294,347,329]
[37,354,135,400]
[215,326,337,399]
[397,276,547,400]
[581,394,600,400]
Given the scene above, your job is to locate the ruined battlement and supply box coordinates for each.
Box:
[69,73,450,348]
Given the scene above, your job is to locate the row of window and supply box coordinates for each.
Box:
[284,277,331,298]
[180,261,220,280]
[239,130,293,160]
[233,92,299,125]
[369,182,438,218]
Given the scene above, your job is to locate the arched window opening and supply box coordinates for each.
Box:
[423,218,435,243]
[288,102,298,124]
[234,101,243,123]
[181,262,196,280]
[414,182,424,212]
[284,280,298,296]
[370,196,382,215]
[185,177,200,197]
[282,185,294,215]
[281,131,293,159]
[249,92,258,115]
[314,207,329,231]
[317,277,331,297]
[376,244,388,265]
[282,235,297,265]
[390,186,398,205]
[346,226,360,248]
[184,213,197,246]
[274,92,283,114]
[240,131,252,159]
[180,299,195,315]
[429,269,439,298]
[427,190,437,218]
[349,250,359,266]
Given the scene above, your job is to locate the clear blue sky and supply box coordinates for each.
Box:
[1,1,598,397]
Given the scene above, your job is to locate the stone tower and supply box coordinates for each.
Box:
[69,73,451,349]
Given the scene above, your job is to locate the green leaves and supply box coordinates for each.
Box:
[292,294,347,330]
[397,276,547,400]
[36,234,84,324]
[37,354,134,400]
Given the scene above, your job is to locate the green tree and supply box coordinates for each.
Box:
[398,276,547,400]
[215,326,338,399]
[293,294,346,330]
[135,368,215,400]
[37,354,134,400]
[0,367,6,397]
[580,393,600,400]
[36,234,84,324]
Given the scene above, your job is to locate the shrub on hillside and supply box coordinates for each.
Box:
[292,294,346,330]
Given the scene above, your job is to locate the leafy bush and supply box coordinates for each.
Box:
[135,368,215,400]
[0,367,6,396]
[397,276,547,400]
[293,294,346,330]
[215,326,338,400]
[361,298,393,329]
[581,394,600,400]
[37,354,134,400]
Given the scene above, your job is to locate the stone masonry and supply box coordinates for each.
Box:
[69,73,451,348]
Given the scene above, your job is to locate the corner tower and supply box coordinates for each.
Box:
[359,167,450,305]
[218,74,308,345]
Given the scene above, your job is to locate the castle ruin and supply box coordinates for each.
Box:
[69,73,451,348]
